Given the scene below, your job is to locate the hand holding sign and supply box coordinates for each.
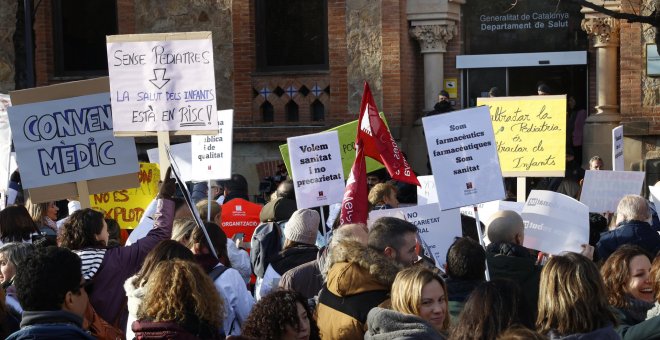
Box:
[158,166,175,199]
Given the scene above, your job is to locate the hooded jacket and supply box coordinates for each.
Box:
[365,307,446,340]
[316,240,402,339]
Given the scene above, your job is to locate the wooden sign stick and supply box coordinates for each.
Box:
[157,131,171,181]
[76,181,91,209]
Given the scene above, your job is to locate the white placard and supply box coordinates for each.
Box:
[650,186,660,213]
[191,110,234,181]
[422,106,505,210]
[580,170,645,213]
[613,125,624,171]
[287,131,345,209]
[460,200,524,225]
[147,142,194,182]
[417,175,439,205]
[8,93,138,189]
[106,34,218,132]
[368,204,462,269]
[522,190,589,255]
[0,94,11,192]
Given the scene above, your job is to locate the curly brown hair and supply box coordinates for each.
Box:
[242,290,320,340]
[601,244,653,308]
[137,259,223,333]
[58,209,106,250]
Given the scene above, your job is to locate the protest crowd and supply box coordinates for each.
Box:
[0,145,659,340]
[0,30,655,340]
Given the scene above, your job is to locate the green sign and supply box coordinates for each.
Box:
[279,114,388,178]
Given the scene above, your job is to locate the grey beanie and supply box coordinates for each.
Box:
[284,209,319,245]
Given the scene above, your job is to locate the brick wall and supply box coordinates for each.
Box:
[619,0,660,134]
[33,0,52,86]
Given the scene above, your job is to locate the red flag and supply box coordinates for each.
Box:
[339,137,369,225]
[358,82,420,186]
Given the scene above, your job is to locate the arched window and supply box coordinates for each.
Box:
[311,99,325,121]
[261,101,274,122]
[286,100,299,122]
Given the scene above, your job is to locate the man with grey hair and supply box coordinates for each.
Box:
[278,223,368,300]
[597,194,660,260]
[485,210,540,324]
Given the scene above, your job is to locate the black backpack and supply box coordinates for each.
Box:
[250,220,285,278]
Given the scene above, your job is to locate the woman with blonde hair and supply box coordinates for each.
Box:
[132,259,224,339]
[24,197,58,237]
[536,252,618,338]
[365,266,448,339]
[368,183,399,210]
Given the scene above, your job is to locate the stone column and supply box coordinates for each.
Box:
[410,23,457,112]
[580,14,621,169]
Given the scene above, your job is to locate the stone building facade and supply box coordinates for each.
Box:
[0,0,658,191]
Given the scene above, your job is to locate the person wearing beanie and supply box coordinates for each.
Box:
[256,209,320,300]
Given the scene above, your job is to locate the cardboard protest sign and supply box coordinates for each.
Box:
[649,186,660,212]
[460,200,524,226]
[191,110,233,181]
[166,146,217,259]
[417,175,438,205]
[7,78,139,203]
[287,131,345,209]
[0,94,11,193]
[106,32,218,134]
[90,163,160,229]
[522,190,589,255]
[422,106,505,210]
[477,95,566,177]
[613,125,624,171]
[147,142,194,182]
[279,114,387,178]
[368,204,462,269]
[580,170,645,212]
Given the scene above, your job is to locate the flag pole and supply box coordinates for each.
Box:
[320,207,327,245]
[473,205,491,281]
[207,179,212,222]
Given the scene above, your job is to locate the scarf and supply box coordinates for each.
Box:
[625,295,655,324]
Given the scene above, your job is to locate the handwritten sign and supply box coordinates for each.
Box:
[106,32,218,133]
[477,95,566,177]
[613,125,624,171]
[580,170,645,212]
[8,92,139,189]
[368,204,462,269]
[0,94,11,193]
[190,110,233,181]
[423,106,505,210]
[90,163,160,229]
[288,131,345,209]
[279,114,387,178]
[522,190,589,255]
[147,142,194,182]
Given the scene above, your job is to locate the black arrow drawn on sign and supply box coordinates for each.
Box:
[149,68,171,89]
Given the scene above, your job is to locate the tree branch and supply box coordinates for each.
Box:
[570,0,659,26]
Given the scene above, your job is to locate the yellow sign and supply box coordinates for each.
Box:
[90,163,160,229]
[444,78,457,99]
[477,95,566,177]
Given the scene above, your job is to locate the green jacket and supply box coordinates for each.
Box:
[614,307,660,340]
